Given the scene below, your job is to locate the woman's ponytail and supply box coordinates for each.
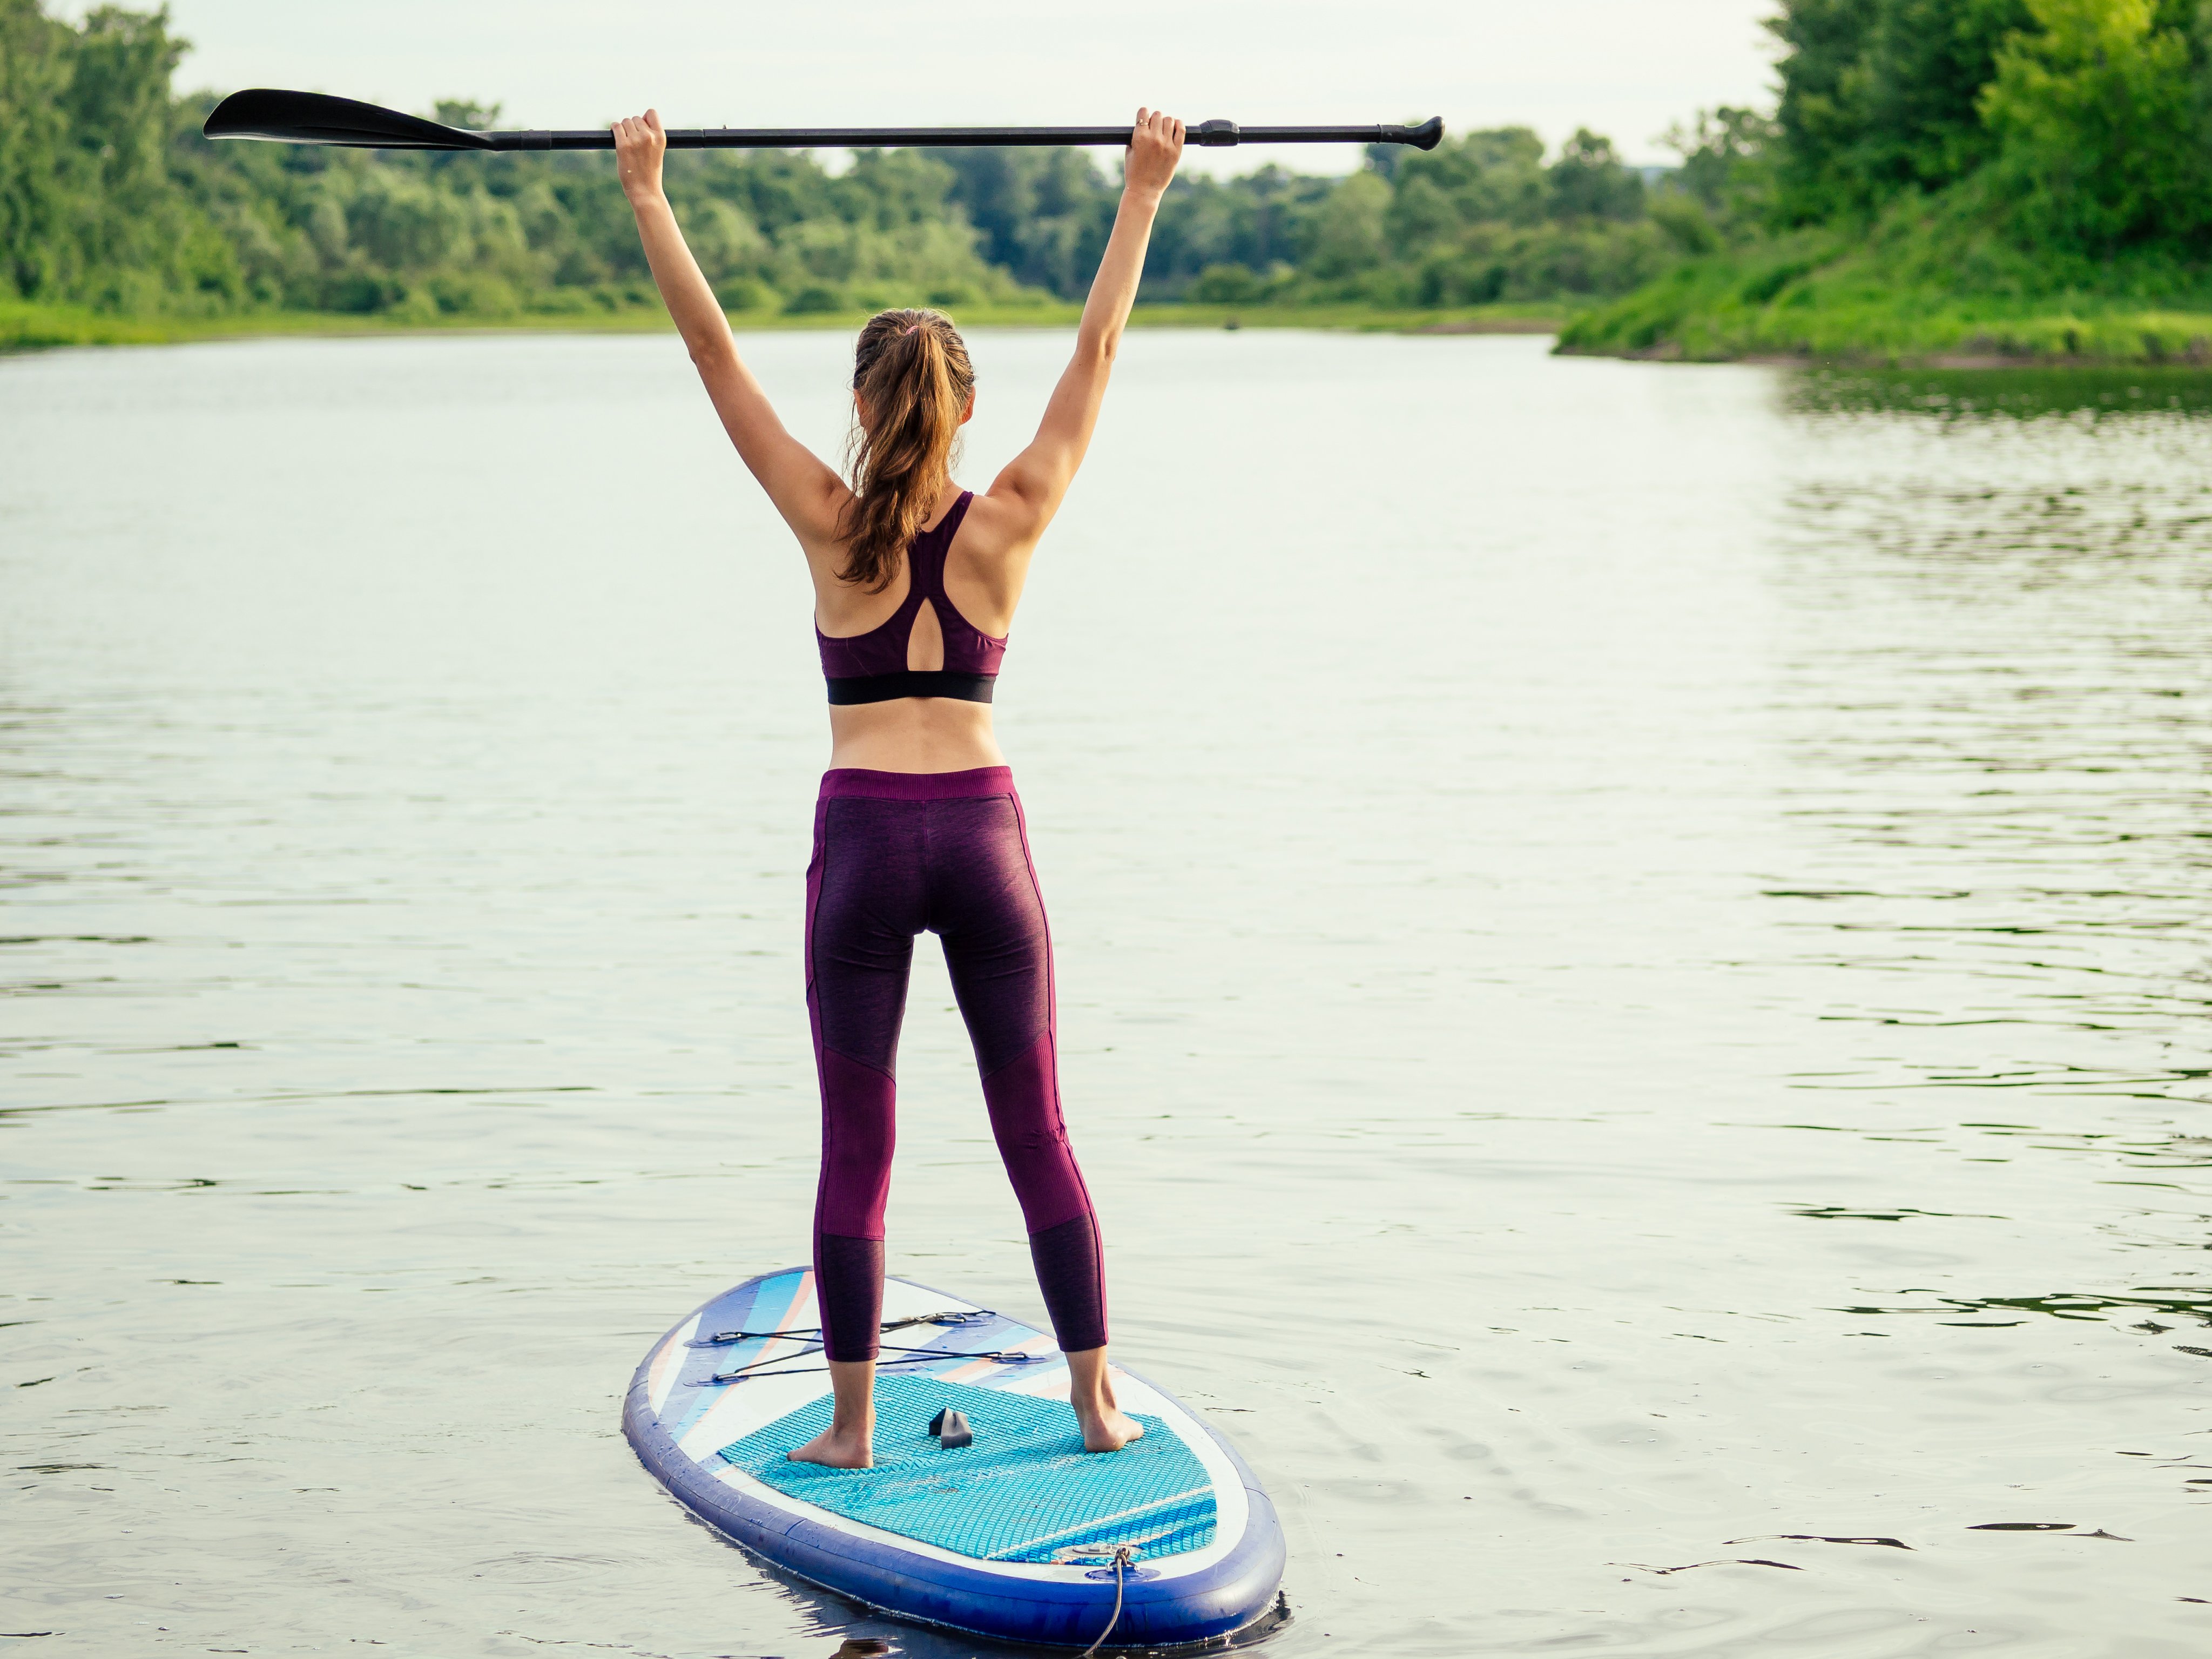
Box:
[841,308,976,591]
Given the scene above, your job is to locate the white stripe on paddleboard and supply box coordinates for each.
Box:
[677,1272,820,1460]
[648,1313,702,1415]
[983,1483,1215,1562]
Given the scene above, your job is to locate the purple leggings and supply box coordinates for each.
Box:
[805,766,1106,1363]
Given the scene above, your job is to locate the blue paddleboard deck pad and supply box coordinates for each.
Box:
[722,1374,1216,1563]
[623,1269,1285,1649]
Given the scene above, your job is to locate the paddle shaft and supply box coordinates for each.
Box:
[487,121,1417,150]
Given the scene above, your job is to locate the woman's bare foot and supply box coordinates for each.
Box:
[786,1355,875,1468]
[786,1420,874,1468]
[1066,1346,1146,1452]
[1077,1402,1146,1453]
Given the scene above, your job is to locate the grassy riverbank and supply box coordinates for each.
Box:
[1556,229,2212,367]
[0,298,1567,353]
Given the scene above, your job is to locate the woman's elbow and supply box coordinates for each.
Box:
[687,332,736,372]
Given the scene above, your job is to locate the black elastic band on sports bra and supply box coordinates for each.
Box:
[826,671,997,706]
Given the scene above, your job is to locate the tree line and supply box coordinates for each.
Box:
[2,0,1670,322]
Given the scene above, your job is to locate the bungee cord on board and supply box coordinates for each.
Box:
[697,1309,994,1346]
[686,1309,1042,1386]
[702,1341,1045,1385]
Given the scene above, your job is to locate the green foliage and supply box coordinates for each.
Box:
[940,148,1117,295]
[1391,128,1546,232]
[0,0,73,299]
[1,1,1030,319]
[1656,105,1778,251]
[1546,130,1646,221]
[6,0,1663,329]
[1574,0,2212,362]
[1196,126,1659,305]
[1,1,240,309]
[1367,129,1658,304]
[1189,262,1264,305]
[1561,164,2212,362]
[931,124,1664,307]
[1768,0,2031,221]
[1979,0,2209,250]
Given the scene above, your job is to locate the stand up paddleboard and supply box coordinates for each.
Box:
[624,1268,1285,1649]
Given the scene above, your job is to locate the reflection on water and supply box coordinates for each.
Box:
[1766,375,2212,1500]
[1790,364,2212,420]
[4,335,2210,1657]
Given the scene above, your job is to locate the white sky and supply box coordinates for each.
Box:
[144,0,1782,174]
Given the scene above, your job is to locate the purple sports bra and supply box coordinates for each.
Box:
[817,492,1007,705]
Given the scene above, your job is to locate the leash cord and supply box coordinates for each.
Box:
[1077,1546,1136,1657]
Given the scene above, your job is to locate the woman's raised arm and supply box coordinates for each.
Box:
[614,111,846,545]
[988,109,1184,534]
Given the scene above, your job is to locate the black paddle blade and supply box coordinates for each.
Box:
[203,89,492,150]
[1405,116,1445,152]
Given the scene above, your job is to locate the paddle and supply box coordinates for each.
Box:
[203,88,1445,153]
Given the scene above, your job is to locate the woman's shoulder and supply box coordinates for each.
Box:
[950,484,1046,562]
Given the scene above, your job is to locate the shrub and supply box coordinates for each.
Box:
[1190,263,1264,304]
[713,276,777,312]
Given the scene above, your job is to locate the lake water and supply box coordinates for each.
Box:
[4,330,2208,1658]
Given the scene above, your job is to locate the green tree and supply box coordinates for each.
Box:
[0,0,72,297]
[939,147,1114,296]
[1979,0,2208,249]
[1664,106,1776,214]
[1391,127,1547,232]
[1768,0,2031,219]
[1303,171,1391,279]
[1547,129,1644,221]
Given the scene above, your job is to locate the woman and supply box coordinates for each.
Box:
[613,106,1185,1467]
